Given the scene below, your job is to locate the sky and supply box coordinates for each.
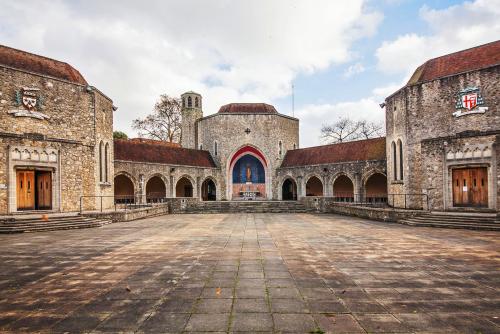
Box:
[1,0,499,147]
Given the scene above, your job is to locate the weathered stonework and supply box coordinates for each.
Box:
[386,64,499,211]
[0,58,114,214]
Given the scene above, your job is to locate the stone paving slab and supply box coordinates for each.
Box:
[0,213,499,333]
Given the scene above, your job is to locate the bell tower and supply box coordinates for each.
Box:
[180,91,203,149]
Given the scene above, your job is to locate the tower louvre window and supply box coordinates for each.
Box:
[195,97,199,107]
[188,96,192,108]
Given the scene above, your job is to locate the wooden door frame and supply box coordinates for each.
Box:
[447,163,493,211]
[12,167,56,212]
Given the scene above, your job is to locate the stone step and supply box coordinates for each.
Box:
[0,217,111,233]
[399,220,500,231]
[184,201,311,214]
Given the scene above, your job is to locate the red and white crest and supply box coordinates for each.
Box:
[461,93,477,110]
[21,89,38,110]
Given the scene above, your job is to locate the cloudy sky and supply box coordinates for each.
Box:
[1,0,499,147]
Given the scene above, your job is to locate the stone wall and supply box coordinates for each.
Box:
[0,65,114,213]
[385,65,499,211]
[197,112,299,199]
[276,159,387,200]
[114,160,221,201]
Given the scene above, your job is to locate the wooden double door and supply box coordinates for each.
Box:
[452,167,488,207]
[16,170,52,210]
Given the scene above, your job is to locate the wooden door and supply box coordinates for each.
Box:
[16,171,35,210]
[452,168,488,207]
[37,172,52,209]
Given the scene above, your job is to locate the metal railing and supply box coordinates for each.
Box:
[330,192,429,210]
[79,195,160,214]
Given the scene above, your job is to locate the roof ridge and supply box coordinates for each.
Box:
[0,44,73,67]
[423,39,499,63]
[290,137,386,151]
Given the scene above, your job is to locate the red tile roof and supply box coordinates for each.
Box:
[218,103,277,114]
[0,44,87,85]
[281,137,386,167]
[407,40,500,85]
[114,139,215,167]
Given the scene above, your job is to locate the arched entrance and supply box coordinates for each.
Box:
[229,146,268,200]
[146,176,166,202]
[114,174,134,203]
[176,177,193,197]
[282,178,297,200]
[365,173,387,203]
[201,178,216,201]
[306,176,323,196]
[333,175,354,202]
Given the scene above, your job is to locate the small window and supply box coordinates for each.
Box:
[199,144,203,150]
[293,143,296,150]
[214,141,218,156]
[182,98,185,108]
[188,96,192,108]
[391,141,397,180]
[398,139,403,180]
[279,141,283,156]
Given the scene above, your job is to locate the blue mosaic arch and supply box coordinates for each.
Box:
[232,154,265,184]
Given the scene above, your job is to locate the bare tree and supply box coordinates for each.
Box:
[358,120,385,139]
[321,117,361,143]
[321,117,384,144]
[132,94,182,142]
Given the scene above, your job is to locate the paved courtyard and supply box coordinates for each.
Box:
[0,213,499,333]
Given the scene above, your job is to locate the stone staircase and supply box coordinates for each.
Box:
[398,212,500,231]
[0,213,112,233]
[184,200,312,214]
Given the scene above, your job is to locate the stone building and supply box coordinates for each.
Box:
[385,40,499,211]
[115,96,388,202]
[0,45,115,214]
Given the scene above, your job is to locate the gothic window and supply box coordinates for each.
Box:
[195,97,199,107]
[214,141,218,156]
[187,96,192,108]
[397,139,404,180]
[391,141,397,180]
[279,141,283,156]
[105,142,109,182]
[99,141,104,182]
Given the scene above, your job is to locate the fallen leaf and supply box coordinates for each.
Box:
[216,287,221,296]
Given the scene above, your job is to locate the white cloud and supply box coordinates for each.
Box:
[0,0,382,137]
[343,62,366,78]
[296,97,385,147]
[376,0,500,76]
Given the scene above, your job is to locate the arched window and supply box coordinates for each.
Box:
[398,139,404,180]
[214,141,218,156]
[279,141,283,156]
[391,141,397,180]
[99,141,104,182]
[182,97,185,108]
[104,142,109,182]
[195,96,199,107]
[187,96,192,108]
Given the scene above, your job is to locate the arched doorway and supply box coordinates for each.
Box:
[282,178,297,200]
[201,178,216,201]
[229,146,267,200]
[114,174,134,203]
[365,173,388,203]
[333,175,354,202]
[306,176,323,196]
[176,177,193,197]
[146,176,166,202]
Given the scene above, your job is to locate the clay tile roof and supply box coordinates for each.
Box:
[114,139,216,168]
[407,40,500,85]
[0,44,87,85]
[218,103,278,114]
[281,137,386,167]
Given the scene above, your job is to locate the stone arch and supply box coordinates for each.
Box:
[114,173,135,203]
[332,173,355,202]
[364,172,388,203]
[176,175,194,197]
[305,175,323,196]
[201,177,217,201]
[226,144,270,200]
[281,176,298,200]
[145,175,167,202]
